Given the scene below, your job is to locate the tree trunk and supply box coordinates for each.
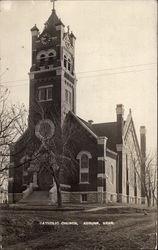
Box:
[146,195,151,207]
[152,190,156,206]
[53,172,62,208]
[56,182,62,208]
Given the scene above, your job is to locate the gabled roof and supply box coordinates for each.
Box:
[123,112,141,159]
[79,119,118,151]
[64,112,118,156]
[78,116,120,150]
[92,122,118,151]
[65,111,98,140]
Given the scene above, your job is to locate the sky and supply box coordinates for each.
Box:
[0,0,157,153]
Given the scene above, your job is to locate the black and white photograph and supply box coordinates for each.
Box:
[0,0,157,249]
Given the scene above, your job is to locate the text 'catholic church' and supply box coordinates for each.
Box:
[8,6,146,205]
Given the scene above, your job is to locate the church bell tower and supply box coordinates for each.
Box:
[28,6,77,132]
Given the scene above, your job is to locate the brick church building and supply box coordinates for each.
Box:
[8,7,146,205]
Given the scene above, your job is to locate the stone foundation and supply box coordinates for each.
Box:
[88,192,98,203]
[8,190,145,205]
[69,192,118,204]
[104,192,117,203]
[64,192,99,203]
[70,193,81,203]
[61,191,70,203]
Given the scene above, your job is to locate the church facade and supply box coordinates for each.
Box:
[8,8,145,205]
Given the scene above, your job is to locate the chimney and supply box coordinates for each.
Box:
[140,126,146,158]
[140,126,146,200]
[116,104,124,143]
[88,120,93,125]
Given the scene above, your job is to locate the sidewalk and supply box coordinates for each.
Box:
[84,204,155,213]
[1,202,154,213]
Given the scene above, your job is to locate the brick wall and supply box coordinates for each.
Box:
[105,156,116,197]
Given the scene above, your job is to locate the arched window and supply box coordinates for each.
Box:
[64,55,67,68]
[111,165,114,184]
[49,52,54,57]
[68,58,71,71]
[69,91,72,105]
[40,54,46,66]
[37,51,47,61]
[48,53,53,65]
[47,49,56,57]
[48,52,55,65]
[77,151,92,184]
[81,154,89,168]
[37,50,56,68]
[65,89,68,103]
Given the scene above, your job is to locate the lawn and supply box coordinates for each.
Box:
[0,208,156,250]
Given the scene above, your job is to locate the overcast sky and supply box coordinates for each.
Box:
[0,0,157,152]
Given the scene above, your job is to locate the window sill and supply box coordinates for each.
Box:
[79,182,89,184]
[38,99,53,102]
[64,68,74,77]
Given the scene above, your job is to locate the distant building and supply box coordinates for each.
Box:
[0,168,8,203]
[0,186,8,204]
[0,149,8,203]
[8,8,146,205]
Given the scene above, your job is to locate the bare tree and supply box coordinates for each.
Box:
[128,144,157,207]
[26,100,80,208]
[0,86,27,189]
[147,155,157,206]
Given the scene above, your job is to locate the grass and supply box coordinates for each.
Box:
[0,208,156,250]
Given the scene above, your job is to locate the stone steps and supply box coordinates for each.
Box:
[19,191,50,205]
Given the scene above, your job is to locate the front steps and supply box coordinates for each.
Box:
[18,191,51,206]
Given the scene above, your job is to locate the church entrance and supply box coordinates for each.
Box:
[38,168,53,191]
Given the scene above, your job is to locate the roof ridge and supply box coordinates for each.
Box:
[68,112,98,139]
[92,121,116,125]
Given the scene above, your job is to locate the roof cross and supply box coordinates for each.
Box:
[50,0,57,11]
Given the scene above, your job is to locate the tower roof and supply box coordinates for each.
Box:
[44,9,65,31]
[31,24,39,32]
